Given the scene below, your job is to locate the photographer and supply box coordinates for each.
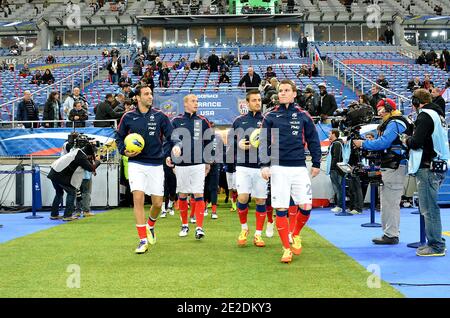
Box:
[403,89,448,257]
[353,98,412,245]
[47,138,101,221]
[326,129,344,213]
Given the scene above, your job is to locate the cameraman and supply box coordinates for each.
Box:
[47,140,100,221]
[353,98,412,244]
[403,89,448,257]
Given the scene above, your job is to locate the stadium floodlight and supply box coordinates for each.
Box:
[187,41,194,47]
[27,43,34,48]
[204,42,210,48]
[155,41,163,48]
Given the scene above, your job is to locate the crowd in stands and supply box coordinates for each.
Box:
[416,49,450,71]
[0,61,15,72]
[18,63,56,86]
[0,1,12,18]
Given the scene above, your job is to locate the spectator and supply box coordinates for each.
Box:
[238,67,262,92]
[303,85,320,116]
[30,70,42,85]
[264,66,277,81]
[132,54,144,76]
[376,74,389,88]
[113,94,126,113]
[384,26,394,45]
[54,36,63,48]
[118,70,132,88]
[369,85,386,113]
[327,129,344,213]
[46,54,56,64]
[269,53,276,60]
[278,52,288,59]
[318,83,337,121]
[190,59,201,70]
[207,49,220,72]
[310,63,319,77]
[421,74,434,91]
[297,64,310,77]
[121,84,136,99]
[218,70,230,84]
[107,55,122,84]
[434,4,443,15]
[426,50,438,65]
[446,77,450,88]
[416,51,427,65]
[241,51,250,60]
[110,47,120,58]
[159,62,170,87]
[43,91,63,128]
[68,101,88,128]
[141,70,155,91]
[260,79,278,108]
[431,87,446,114]
[19,63,31,78]
[63,87,89,119]
[0,60,7,71]
[102,48,110,57]
[41,69,55,85]
[141,36,149,59]
[94,93,124,127]
[358,94,371,107]
[298,32,308,57]
[226,51,236,67]
[16,91,39,128]
[407,77,422,91]
[443,49,450,71]
[8,63,14,72]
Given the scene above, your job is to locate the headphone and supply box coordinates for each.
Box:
[411,95,421,108]
[381,98,394,112]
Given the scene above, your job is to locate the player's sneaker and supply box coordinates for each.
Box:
[349,209,362,215]
[146,225,156,245]
[62,215,78,222]
[83,211,95,217]
[190,217,196,224]
[207,202,212,208]
[195,228,205,240]
[135,240,149,254]
[204,208,209,217]
[281,247,293,263]
[168,208,175,216]
[237,229,249,246]
[179,225,189,237]
[288,233,293,244]
[291,235,302,255]
[211,213,218,219]
[265,222,274,238]
[160,211,167,218]
[331,207,342,213]
[253,235,265,247]
[230,201,237,212]
[50,215,62,220]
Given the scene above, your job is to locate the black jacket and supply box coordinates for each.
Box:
[43,100,62,127]
[207,54,220,72]
[107,60,123,76]
[118,76,132,87]
[433,95,446,115]
[68,108,88,127]
[406,103,445,168]
[376,79,389,88]
[329,139,343,171]
[298,36,308,48]
[369,92,386,113]
[318,93,337,116]
[94,100,124,127]
[238,73,261,92]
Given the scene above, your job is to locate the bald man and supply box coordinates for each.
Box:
[238,67,262,92]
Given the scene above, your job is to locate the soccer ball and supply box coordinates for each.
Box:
[249,128,261,148]
[124,133,145,153]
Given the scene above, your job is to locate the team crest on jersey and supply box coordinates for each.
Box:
[257,121,262,128]
[150,114,155,121]
[238,99,249,115]
[292,113,297,119]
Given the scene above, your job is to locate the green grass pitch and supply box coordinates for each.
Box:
[0,200,403,298]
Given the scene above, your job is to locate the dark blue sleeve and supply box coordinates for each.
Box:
[303,114,322,168]
[259,114,272,167]
[115,114,128,155]
[162,115,180,157]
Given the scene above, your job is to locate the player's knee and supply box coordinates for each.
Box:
[276,209,288,217]
[255,198,266,205]
[299,205,311,215]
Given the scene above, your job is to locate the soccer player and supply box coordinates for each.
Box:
[116,85,181,254]
[226,163,238,211]
[259,79,321,263]
[229,90,268,247]
[160,159,177,218]
[167,94,214,240]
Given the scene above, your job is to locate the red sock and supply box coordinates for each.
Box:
[255,212,266,231]
[288,206,298,234]
[232,191,238,203]
[189,197,196,218]
[212,204,217,213]
[238,207,248,225]
[276,215,290,249]
[136,225,147,240]
[293,211,311,236]
[179,199,188,225]
[266,205,274,223]
[147,216,156,228]
[194,199,205,228]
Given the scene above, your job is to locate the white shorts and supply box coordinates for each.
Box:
[270,165,312,209]
[128,162,164,197]
[226,172,236,190]
[175,164,205,194]
[236,166,268,199]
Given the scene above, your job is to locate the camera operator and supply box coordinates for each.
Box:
[47,137,101,221]
[353,98,412,245]
[402,89,448,257]
[326,129,344,213]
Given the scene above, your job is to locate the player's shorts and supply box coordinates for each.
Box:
[270,165,312,209]
[236,166,268,199]
[128,162,164,196]
[226,172,236,190]
[175,164,205,194]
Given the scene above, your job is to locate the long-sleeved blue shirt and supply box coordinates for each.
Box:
[171,112,214,166]
[259,103,322,168]
[362,119,406,151]
[116,107,179,165]
[228,111,264,169]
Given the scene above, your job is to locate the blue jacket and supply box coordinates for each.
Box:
[229,111,264,169]
[171,112,213,166]
[116,107,180,165]
[362,119,406,152]
[259,103,322,168]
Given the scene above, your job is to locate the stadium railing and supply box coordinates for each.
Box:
[0,60,101,125]
[330,58,411,110]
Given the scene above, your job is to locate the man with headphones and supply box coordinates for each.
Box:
[353,98,413,245]
[402,89,448,257]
